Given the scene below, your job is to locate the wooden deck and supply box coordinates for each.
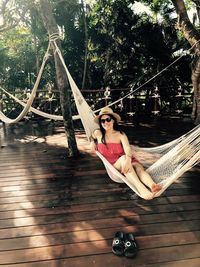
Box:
[0,118,200,267]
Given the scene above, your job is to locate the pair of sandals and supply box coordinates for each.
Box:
[112,231,138,258]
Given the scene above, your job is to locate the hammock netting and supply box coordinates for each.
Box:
[0,38,199,198]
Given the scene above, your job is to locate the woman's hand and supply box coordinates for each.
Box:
[90,130,99,153]
[90,141,97,153]
[121,157,132,174]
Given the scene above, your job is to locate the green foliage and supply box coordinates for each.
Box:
[0,0,194,99]
[0,27,35,89]
[86,0,190,95]
[88,0,142,87]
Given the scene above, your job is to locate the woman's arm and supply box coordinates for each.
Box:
[120,133,133,174]
[120,133,133,159]
[90,129,99,153]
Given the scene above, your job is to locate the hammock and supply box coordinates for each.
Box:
[51,40,200,198]
[0,86,80,121]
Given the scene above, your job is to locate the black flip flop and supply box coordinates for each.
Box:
[112,231,125,256]
[124,233,138,258]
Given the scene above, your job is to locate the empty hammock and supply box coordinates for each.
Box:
[52,40,200,198]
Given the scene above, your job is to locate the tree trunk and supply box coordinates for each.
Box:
[191,56,200,123]
[39,0,79,156]
[81,0,88,90]
[192,0,200,23]
[172,0,200,124]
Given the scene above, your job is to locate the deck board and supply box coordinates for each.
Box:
[0,119,199,266]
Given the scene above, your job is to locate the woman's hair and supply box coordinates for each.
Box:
[99,114,121,144]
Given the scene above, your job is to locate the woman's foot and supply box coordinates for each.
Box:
[142,192,154,200]
[135,183,154,200]
[138,187,154,200]
[151,184,162,193]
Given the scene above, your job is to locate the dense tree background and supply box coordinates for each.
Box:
[0,0,199,121]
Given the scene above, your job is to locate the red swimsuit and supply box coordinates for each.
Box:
[97,143,139,165]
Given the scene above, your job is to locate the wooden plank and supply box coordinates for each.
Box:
[0,215,199,240]
[0,227,199,252]
[0,243,199,265]
[0,197,199,221]
[2,258,200,267]
[145,258,200,267]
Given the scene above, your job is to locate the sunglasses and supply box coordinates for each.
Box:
[100,117,112,124]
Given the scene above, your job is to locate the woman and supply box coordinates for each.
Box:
[91,107,162,200]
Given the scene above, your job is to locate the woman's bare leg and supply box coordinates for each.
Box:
[133,163,162,193]
[125,171,154,200]
[114,157,153,200]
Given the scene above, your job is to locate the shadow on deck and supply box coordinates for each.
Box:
[0,117,200,267]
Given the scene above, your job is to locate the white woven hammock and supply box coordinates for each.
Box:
[52,41,200,198]
[0,86,80,121]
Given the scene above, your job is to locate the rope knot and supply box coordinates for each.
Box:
[49,33,60,42]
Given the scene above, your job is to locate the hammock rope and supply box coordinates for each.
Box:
[92,39,200,109]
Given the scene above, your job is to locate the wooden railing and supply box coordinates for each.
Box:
[0,86,193,121]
